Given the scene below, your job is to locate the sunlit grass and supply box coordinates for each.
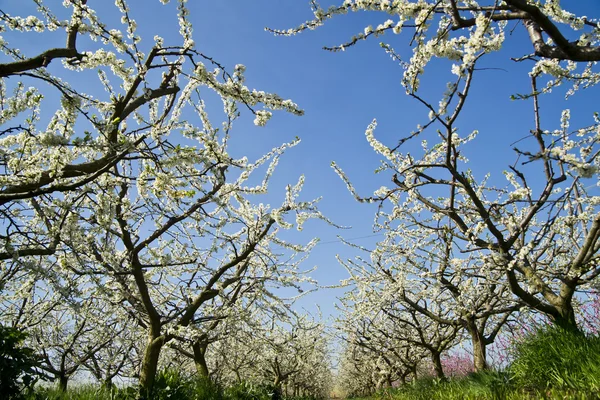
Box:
[356,325,600,400]
[509,325,600,393]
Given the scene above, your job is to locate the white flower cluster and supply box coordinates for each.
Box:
[191,63,304,123]
[253,110,272,127]
[176,0,195,49]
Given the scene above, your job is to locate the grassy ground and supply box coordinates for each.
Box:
[351,325,600,400]
[30,384,289,400]
[365,372,597,400]
[26,375,319,400]
[25,371,295,400]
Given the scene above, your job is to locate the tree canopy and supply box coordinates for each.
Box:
[1,0,600,398]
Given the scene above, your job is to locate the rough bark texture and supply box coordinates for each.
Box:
[465,319,489,372]
[471,332,488,372]
[138,332,165,398]
[192,340,210,378]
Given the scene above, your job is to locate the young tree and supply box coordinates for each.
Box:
[336,286,427,385]
[374,228,520,371]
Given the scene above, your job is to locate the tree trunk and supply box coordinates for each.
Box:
[192,340,210,378]
[400,369,411,385]
[472,337,488,372]
[466,319,488,372]
[272,385,282,400]
[507,269,580,333]
[58,374,68,392]
[272,376,282,400]
[431,351,445,379]
[138,331,165,398]
[103,378,114,390]
[553,302,579,332]
[411,364,418,381]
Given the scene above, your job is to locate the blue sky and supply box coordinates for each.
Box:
[7,0,600,320]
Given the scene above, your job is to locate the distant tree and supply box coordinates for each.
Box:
[335,285,428,386]
[0,276,130,391]
[338,226,520,371]
[336,339,388,398]
[31,302,115,392]
[205,309,333,399]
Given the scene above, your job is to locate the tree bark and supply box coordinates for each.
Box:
[192,340,210,378]
[472,337,488,372]
[138,331,165,398]
[553,302,579,332]
[506,269,580,333]
[431,351,445,379]
[58,374,68,392]
[102,378,114,390]
[465,319,488,372]
[411,364,418,381]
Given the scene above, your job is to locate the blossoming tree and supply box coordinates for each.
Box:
[207,310,333,399]
[274,0,600,335]
[1,0,332,396]
[0,0,302,261]
[342,225,521,371]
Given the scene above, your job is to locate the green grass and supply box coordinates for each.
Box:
[365,373,598,400]
[371,371,512,400]
[356,325,600,400]
[509,325,600,393]
[30,385,128,400]
[28,370,282,400]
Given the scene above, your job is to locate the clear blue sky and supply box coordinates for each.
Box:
[8,0,600,320]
